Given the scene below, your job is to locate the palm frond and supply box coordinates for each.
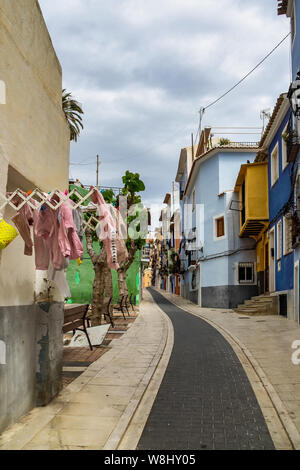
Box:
[62,89,84,142]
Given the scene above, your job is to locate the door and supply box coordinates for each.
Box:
[264,242,269,294]
[295,262,299,324]
[269,230,275,293]
[197,265,201,306]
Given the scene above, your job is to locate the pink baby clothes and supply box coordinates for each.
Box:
[34,205,63,270]
[58,200,83,260]
[32,208,50,270]
[9,192,34,256]
[90,187,128,270]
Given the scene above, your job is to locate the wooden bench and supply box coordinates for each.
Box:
[123,295,131,316]
[113,295,127,320]
[63,304,93,351]
[103,297,115,328]
[129,293,136,313]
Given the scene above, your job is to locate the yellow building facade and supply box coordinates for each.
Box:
[234,161,269,294]
[143,268,152,288]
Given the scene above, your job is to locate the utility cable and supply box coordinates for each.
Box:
[203,32,291,112]
[73,34,291,165]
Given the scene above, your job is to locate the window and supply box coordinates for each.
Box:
[283,216,293,255]
[291,2,296,46]
[271,143,279,186]
[192,190,196,212]
[282,123,288,171]
[216,216,225,238]
[191,269,197,290]
[238,263,254,284]
[277,220,282,260]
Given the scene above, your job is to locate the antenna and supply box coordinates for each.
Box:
[260,109,271,134]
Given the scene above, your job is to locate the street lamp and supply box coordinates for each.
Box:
[288,72,300,116]
[288,71,300,143]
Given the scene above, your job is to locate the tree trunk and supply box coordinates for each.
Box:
[86,228,107,325]
[89,263,105,325]
[104,265,113,299]
[118,269,128,298]
[117,240,137,299]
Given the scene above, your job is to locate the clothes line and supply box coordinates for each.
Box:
[0,186,128,273]
[1,187,103,233]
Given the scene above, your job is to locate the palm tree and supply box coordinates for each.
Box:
[62,89,84,142]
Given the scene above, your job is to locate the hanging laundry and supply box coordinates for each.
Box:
[72,205,85,249]
[34,192,84,271]
[89,187,128,270]
[57,198,83,261]
[96,203,128,266]
[34,203,63,270]
[9,191,34,256]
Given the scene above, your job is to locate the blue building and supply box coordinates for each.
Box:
[278,0,300,324]
[176,128,259,308]
[257,94,295,319]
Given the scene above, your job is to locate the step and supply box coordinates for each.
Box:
[245,299,273,306]
[251,295,273,301]
[234,308,259,315]
[234,308,276,316]
[236,306,261,312]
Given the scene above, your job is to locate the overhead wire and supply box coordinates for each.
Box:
[203,32,291,112]
[72,33,291,166]
[193,32,291,146]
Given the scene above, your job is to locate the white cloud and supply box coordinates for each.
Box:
[39,0,291,207]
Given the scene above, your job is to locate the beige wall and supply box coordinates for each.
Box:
[0,0,70,306]
[0,0,69,191]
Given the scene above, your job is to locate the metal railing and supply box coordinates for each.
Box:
[215,141,259,148]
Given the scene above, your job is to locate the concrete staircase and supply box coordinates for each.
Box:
[234,294,279,316]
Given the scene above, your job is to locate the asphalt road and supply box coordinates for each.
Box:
[137,288,275,450]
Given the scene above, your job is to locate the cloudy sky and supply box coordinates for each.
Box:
[39,0,290,227]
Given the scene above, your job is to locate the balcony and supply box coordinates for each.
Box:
[234,162,269,238]
[286,118,300,163]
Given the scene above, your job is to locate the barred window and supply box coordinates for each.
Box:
[283,216,293,255]
[277,220,282,260]
[238,262,254,284]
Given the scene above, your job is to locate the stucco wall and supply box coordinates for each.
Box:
[0,0,69,192]
[183,151,258,306]
[0,0,70,307]
[0,1,69,433]
[0,302,64,434]
[292,0,300,79]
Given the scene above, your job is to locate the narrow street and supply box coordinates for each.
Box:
[0,2,300,454]
[137,289,274,450]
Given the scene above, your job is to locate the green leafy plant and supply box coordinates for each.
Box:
[219,138,231,146]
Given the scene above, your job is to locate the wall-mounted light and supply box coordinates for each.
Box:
[288,71,300,144]
[288,71,300,117]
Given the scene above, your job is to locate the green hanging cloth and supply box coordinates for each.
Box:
[75,271,80,285]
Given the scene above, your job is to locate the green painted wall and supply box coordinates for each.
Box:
[66,239,141,305]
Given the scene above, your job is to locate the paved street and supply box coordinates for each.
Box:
[1,288,299,450]
[137,289,275,450]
